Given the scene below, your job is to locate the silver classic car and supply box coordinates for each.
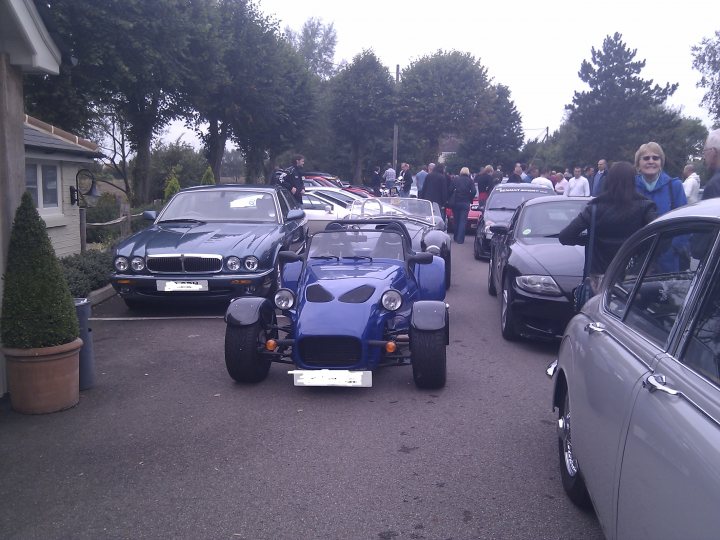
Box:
[548,198,720,539]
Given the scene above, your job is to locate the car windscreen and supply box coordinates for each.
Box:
[486,190,552,211]
[348,197,434,223]
[516,200,588,239]
[309,229,405,260]
[159,191,279,223]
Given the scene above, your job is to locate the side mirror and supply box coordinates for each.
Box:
[408,252,433,265]
[324,204,333,214]
[489,224,508,235]
[143,210,157,221]
[279,250,302,263]
[287,208,305,220]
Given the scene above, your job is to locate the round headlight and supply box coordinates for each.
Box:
[381,289,403,311]
[114,256,129,272]
[274,288,295,310]
[244,256,259,271]
[130,257,145,272]
[226,256,242,272]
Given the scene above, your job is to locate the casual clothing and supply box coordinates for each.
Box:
[564,176,590,197]
[531,177,554,190]
[282,165,304,203]
[370,171,382,196]
[415,170,429,193]
[383,168,396,193]
[559,194,658,276]
[448,173,475,243]
[702,169,720,200]
[475,172,493,204]
[419,170,449,212]
[554,178,568,195]
[507,173,523,183]
[592,170,607,196]
[683,172,701,204]
[634,171,687,215]
[398,168,413,197]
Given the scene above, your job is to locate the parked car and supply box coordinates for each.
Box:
[223,219,449,389]
[488,196,589,341]
[303,171,346,188]
[347,197,452,289]
[110,185,307,309]
[447,186,483,233]
[474,183,555,260]
[301,192,351,234]
[305,186,365,209]
[548,198,720,539]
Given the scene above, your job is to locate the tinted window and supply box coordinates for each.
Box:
[624,228,715,347]
[607,238,654,318]
[682,265,720,386]
[486,190,551,210]
[517,200,587,238]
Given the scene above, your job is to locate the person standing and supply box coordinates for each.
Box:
[701,129,720,200]
[398,162,413,197]
[382,163,397,195]
[283,154,305,204]
[682,164,701,204]
[448,167,475,243]
[507,163,524,183]
[475,165,494,205]
[592,159,608,196]
[415,164,431,195]
[554,173,569,195]
[419,163,449,216]
[564,166,590,196]
[634,141,686,215]
[559,161,657,294]
[370,165,382,196]
[531,169,555,190]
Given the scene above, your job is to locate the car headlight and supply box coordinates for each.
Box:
[515,275,562,296]
[226,256,242,272]
[114,256,129,272]
[274,288,295,309]
[244,256,259,271]
[425,244,441,255]
[130,257,145,272]
[484,220,495,234]
[381,289,403,311]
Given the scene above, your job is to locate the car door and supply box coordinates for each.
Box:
[616,225,720,540]
[567,233,659,532]
[278,189,306,253]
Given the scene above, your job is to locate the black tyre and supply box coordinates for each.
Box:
[473,235,483,260]
[500,275,519,341]
[558,390,593,509]
[444,251,452,289]
[410,327,447,389]
[224,321,273,383]
[123,298,144,311]
[487,253,497,297]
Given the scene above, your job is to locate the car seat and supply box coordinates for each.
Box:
[255,197,277,219]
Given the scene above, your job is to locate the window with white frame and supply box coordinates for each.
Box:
[25,162,61,214]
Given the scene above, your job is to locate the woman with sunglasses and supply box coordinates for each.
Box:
[634,141,687,215]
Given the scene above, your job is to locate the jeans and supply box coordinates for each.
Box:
[452,202,470,243]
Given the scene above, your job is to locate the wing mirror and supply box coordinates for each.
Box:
[143,210,157,221]
[278,251,303,263]
[287,208,306,220]
[325,204,333,214]
[489,224,509,235]
[408,252,433,265]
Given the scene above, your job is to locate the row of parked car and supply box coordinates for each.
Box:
[470,182,720,539]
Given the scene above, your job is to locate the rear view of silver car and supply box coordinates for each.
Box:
[549,199,720,539]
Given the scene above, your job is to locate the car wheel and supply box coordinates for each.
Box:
[444,251,451,289]
[500,275,519,341]
[558,390,593,509]
[123,298,143,311]
[487,253,497,297]
[473,235,482,260]
[410,327,447,389]
[224,320,274,383]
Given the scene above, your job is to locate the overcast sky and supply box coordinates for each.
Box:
[168,0,717,145]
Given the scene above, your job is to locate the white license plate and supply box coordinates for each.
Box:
[289,369,372,387]
[157,279,209,292]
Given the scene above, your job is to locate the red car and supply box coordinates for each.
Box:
[447,192,487,233]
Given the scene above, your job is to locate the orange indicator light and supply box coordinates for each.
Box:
[266,339,278,351]
[385,341,397,353]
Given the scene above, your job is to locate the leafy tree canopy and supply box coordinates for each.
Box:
[692,30,720,126]
[285,17,338,80]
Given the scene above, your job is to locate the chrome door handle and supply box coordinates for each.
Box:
[584,322,606,334]
[644,374,679,396]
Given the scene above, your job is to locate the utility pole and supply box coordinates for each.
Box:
[392,64,399,172]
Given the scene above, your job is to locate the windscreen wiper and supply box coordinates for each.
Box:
[158,218,205,224]
[342,256,373,261]
[310,255,340,260]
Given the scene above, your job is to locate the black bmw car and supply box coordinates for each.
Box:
[474,183,555,260]
[487,196,590,341]
[111,185,308,309]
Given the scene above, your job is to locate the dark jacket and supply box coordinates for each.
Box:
[702,169,720,200]
[635,171,686,215]
[449,174,475,204]
[282,165,304,203]
[475,173,493,196]
[398,168,413,189]
[559,194,657,275]
[419,171,449,208]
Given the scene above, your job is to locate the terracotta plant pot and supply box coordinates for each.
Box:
[3,337,83,414]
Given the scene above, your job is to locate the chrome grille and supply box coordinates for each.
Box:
[298,336,361,367]
[147,254,223,274]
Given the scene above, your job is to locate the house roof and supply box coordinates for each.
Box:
[24,115,104,159]
[0,0,61,74]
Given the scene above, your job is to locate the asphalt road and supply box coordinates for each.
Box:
[0,240,604,540]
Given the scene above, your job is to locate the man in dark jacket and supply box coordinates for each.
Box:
[419,163,449,214]
[282,154,305,204]
[701,129,720,200]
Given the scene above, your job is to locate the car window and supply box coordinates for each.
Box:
[160,190,278,222]
[302,194,330,211]
[277,190,290,217]
[517,200,587,238]
[607,237,654,319]
[487,189,552,210]
[681,263,720,387]
[623,228,715,348]
[309,230,405,260]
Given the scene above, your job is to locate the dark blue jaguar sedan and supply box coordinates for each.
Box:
[111,185,308,309]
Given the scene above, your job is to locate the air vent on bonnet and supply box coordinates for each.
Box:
[338,285,375,303]
[306,284,334,302]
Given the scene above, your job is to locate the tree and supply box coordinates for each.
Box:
[200,166,216,185]
[692,30,720,126]
[327,51,395,182]
[398,51,493,160]
[565,32,679,165]
[145,140,209,197]
[164,168,181,202]
[285,17,338,79]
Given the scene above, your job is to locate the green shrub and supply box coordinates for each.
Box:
[86,193,121,244]
[200,166,216,185]
[1,192,79,348]
[60,249,113,297]
[164,170,181,202]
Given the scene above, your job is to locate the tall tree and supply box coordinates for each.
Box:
[327,51,395,183]
[692,30,720,126]
[398,51,493,160]
[565,32,679,164]
[284,17,338,80]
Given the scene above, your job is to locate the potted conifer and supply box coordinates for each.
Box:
[1,192,82,414]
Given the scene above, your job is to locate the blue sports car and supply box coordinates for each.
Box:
[223,219,449,389]
[111,185,308,309]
